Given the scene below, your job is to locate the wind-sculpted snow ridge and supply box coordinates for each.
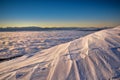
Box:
[0,26,120,80]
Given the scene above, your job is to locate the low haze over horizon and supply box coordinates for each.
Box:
[0,0,120,28]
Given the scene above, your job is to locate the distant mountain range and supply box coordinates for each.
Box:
[0,26,112,31]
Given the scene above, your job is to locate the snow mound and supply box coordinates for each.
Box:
[0,26,120,80]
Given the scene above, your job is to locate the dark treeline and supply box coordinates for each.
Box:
[0,26,111,32]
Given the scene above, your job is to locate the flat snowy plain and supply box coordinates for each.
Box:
[0,30,94,61]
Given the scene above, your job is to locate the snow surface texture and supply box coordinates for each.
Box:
[0,26,120,80]
[0,30,93,60]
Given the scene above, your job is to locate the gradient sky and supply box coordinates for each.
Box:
[0,0,120,27]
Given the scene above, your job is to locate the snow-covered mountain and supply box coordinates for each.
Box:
[0,26,120,80]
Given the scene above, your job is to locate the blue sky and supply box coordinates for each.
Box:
[0,0,120,27]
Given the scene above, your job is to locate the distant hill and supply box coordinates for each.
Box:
[0,26,111,31]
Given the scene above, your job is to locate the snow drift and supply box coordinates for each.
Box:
[0,26,120,80]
